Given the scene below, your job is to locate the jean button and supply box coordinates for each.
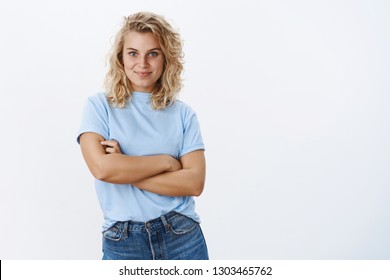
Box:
[146,222,151,228]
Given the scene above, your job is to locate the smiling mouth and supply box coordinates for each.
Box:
[135,72,152,77]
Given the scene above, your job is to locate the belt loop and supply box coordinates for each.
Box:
[160,214,170,233]
[122,221,129,238]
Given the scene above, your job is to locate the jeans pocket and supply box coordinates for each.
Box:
[103,224,123,241]
[169,214,198,235]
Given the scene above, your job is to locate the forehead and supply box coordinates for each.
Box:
[123,31,161,49]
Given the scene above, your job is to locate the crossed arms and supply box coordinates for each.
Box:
[79,132,205,197]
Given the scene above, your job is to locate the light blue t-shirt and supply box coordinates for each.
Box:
[77,92,205,231]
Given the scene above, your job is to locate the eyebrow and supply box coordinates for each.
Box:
[126,47,162,52]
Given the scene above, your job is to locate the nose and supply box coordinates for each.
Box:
[137,55,149,68]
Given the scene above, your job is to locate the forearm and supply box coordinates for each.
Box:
[133,168,205,197]
[96,154,175,184]
[79,132,179,184]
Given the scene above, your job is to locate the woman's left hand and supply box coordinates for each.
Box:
[100,139,122,154]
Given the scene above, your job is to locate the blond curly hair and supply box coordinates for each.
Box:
[104,12,184,110]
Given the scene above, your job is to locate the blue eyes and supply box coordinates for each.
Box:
[128,52,159,57]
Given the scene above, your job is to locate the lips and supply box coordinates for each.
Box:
[135,71,152,77]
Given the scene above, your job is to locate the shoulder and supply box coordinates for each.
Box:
[172,100,197,115]
[87,92,109,105]
[84,92,111,110]
[80,92,112,118]
[171,100,201,127]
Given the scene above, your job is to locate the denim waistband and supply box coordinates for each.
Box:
[112,211,181,233]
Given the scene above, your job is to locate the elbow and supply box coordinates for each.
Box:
[93,165,118,183]
[191,179,205,197]
[94,170,108,182]
[91,167,107,182]
[89,161,111,182]
[188,169,205,197]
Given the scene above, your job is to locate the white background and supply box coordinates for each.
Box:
[0,0,389,259]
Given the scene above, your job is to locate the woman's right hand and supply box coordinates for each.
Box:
[100,139,122,154]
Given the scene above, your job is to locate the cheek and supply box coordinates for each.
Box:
[155,59,165,72]
[123,58,134,70]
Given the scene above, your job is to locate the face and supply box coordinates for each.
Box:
[122,31,164,93]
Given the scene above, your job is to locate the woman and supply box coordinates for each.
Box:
[77,12,208,260]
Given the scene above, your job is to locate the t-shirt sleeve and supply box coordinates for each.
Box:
[76,94,110,144]
[180,107,205,157]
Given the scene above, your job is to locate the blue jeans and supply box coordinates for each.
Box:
[102,211,209,260]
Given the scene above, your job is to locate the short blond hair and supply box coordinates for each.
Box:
[104,12,184,110]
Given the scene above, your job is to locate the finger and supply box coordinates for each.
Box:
[101,139,119,147]
[105,147,119,154]
[101,142,121,152]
